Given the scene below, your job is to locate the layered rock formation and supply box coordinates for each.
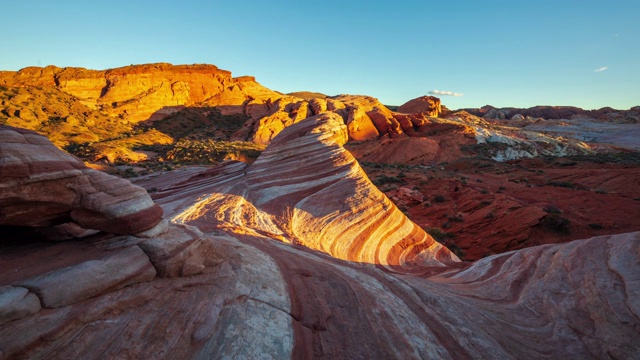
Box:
[1,117,639,358]
[0,63,282,122]
[0,125,163,234]
[163,113,458,268]
[465,104,640,122]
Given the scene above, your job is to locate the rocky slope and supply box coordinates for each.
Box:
[153,113,458,268]
[464,104,640,121]
[1,118,638,359]
[363,155,640,261]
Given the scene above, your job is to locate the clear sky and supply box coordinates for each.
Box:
[1,0,638,109]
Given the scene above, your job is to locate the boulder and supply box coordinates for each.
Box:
[0,125,163,235]
[138,225,217,277]
[16,246,156,308]
[0,286,41,325]
[397,95,442,117]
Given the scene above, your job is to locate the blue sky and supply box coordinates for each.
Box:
[1,0,638,109]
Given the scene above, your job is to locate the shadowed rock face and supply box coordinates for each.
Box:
[0,117,639,358]
[0,125,163,234]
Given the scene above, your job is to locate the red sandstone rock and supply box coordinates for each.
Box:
[231,95,396,144]
[0,125,163,234]
[2,224,636,358]
[0,117,638,358]
[175,113,458,267]
[397,95,442,117]
[16,246,156,308]
[0,63,282,123]
[138,224,217,277]
[345,106,380,140]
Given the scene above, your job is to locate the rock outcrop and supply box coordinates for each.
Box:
[167,113,458,268]
[0,63,282,122]
[465,104,640,121]
[397,95,442,117]
[0,125,163,234]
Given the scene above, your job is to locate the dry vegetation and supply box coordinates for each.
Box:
[1,85,262,175]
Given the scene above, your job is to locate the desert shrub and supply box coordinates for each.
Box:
[433,194,446,203]
[361,162,384,169]
[559,161,578,167]
[542,213,571,234]
[588,223,604,230]
[541,205,570,234]
[423,227,464,259]
[543,205,562,215]
[446,244,466,259]
[549,181,575,188]
[373,175,402,186]
[423,227,456,243]
[160,139,263,165]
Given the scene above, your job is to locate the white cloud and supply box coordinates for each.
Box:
[595,66,608,72]
[429,89,463,97]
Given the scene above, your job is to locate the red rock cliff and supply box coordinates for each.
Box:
[0,63,282,122]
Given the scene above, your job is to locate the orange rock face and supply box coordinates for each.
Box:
[397,95,442,117]
[0,63,282,122]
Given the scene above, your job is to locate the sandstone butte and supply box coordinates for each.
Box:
[0,63,282,123]
[1,115,639,359]
[396,95,442,116]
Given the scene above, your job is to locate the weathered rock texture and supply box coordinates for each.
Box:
[397,95,442,117]
[17,246,156,308]
[0,125,163,234]
[170,113,458,268]
[0,63,282,122]
[1,116,639,358]
[0,286,41,325]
